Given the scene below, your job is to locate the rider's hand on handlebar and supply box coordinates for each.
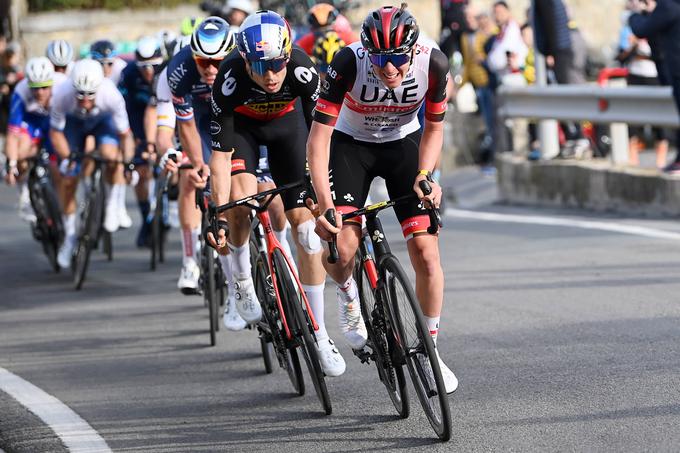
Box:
[189,163,210,188]
[315,207,342,242]
[159,148,181,173]
[413,173,442,208]
[4,161,18,185]
[206,220,228,251]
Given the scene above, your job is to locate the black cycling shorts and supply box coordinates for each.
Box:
[329,130,434,239]
[230,111,308,210]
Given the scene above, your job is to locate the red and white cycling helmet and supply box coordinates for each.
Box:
[360,4,419,54]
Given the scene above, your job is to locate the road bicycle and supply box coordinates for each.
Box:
[326,180,452,440]
[210,180,332,415]
[24,150,64,272]
[72,154,124,290]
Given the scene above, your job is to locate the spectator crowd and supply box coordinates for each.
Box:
[439,0,680,175]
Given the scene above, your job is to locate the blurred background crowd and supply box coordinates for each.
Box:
[1,0,679,176]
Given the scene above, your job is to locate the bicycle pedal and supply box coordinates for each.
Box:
[352,348,372,364]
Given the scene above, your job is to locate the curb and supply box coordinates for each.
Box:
[497,154,680,217]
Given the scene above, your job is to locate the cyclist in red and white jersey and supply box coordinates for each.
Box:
[308,4,458,393]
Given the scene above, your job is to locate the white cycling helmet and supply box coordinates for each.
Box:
[190,16,235,59]
[71,58,104,94]
[173,34,191,56]
[135,36,163,61]
[26,57,55,88]
[46,40,74,67]
[227,0,255,15]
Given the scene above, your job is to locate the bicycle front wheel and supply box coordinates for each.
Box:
[273,249,331,415]
[73,183,102,290]
[382,256,451,441]
[355,253,409,419]
[202,243,218,346]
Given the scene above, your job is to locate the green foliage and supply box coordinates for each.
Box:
[28,0,200,12]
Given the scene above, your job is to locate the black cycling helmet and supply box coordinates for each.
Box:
[360,3,419,54]
[90,39,117,61]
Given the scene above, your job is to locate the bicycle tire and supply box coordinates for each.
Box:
[73,183,100,290]
[203,243,218,346]
[102,231,113,262]
[30,180,62,273]
[382,255,451,441]
[272,249,332,415]
[355,253,409,419]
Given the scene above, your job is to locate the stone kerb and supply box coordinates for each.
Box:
[497,154,680,217]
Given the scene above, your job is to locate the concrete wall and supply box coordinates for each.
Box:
[19,4,203,57]
[497,154,680,217]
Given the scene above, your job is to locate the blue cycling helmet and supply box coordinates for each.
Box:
[90,39,117,62]
[190,16,236,59]
[236,10,292,62]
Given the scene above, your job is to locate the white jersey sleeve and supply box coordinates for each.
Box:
[97,78,130,134]
[50,82,77,131]
[155,67,176,129]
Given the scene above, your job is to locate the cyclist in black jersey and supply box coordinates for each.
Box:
[209,10,346,377]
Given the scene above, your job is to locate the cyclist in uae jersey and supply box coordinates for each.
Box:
[209,10,346,377]
[118,36,165,247]
[308,5,458,393]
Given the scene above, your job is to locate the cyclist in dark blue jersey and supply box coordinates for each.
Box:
[118,36,165,247]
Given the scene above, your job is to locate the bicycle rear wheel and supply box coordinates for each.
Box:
[273,249,332,415]
[382,256,451,441]
[355,252,409,419]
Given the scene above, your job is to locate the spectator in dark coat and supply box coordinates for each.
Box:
[440,0,469,59]
[533,0,589,158]
[630,0,680,173]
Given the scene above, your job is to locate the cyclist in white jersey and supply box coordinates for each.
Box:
[50,59,134,269]
[308,5,458,393]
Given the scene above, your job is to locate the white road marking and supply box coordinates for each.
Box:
[0,367,111,453]
[446,209,680,241]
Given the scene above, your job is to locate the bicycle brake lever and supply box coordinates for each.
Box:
[324,209,339,264]
[418,180,442,235]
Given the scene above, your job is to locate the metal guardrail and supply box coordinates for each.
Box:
[497,85,680,127]
[496,84,679,164]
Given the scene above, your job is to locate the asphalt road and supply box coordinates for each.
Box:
[2,169,680,452]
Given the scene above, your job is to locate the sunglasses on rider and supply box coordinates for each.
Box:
[248,57,289,76]
[368,52,412,68]
[136,59,163,71]
[193,56,223,71]
[76,90,96,100]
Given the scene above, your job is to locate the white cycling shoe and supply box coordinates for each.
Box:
[57,236,76,269]
[177,261,200,295]
[233,277,262,323]
[315,338,346,377]
[436,349,458,394]
[337,290,368,350]
[117,206,132,229]
[18,186,36,223]
[104,203,119,233]
[223,291,247,331]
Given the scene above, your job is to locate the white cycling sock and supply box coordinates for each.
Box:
[218,253,234,289]
[117,183,127,210]
[425,315,440,346]
[63,213,77,240]
[228,242,251,280]
[107,184,120,210]
[303,283,328,341]
[335,275,358,303]
[274,226,294,261]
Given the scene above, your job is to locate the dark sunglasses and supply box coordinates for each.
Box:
[368,52,411,68]
[193,56,222,70]
[30,85,52,92]
[249,57,289,76]
[76,91,96,100]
